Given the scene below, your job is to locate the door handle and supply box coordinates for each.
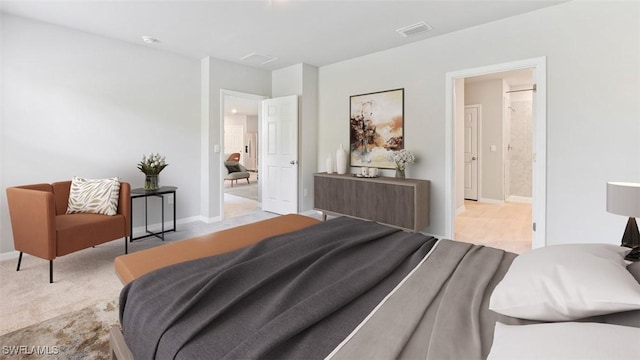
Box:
[290,160,297,165]
[472,156,477,161]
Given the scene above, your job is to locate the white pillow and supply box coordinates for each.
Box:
[488,322,640,360]
[489,244,640,321]
[66,177,121,216]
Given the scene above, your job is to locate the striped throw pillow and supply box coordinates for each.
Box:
[66,177,121,216]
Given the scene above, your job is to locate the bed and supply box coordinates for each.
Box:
[111,215,640,360]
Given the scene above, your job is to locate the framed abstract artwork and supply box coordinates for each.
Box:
[349,88,404,169]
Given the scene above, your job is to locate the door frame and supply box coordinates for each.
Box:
[503,95,510,201]
[445,57,547,249]
[463,104,482,202]
[219,89,268,220]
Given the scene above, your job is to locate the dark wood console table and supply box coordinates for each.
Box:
[313,173,429,232]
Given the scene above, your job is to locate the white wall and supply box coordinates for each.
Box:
[465,80,505,202]
[301,64,318,212]
[272,65,302,98]
[200,57,270,221]
[224,114,246,128]
[246,115,258,133]
[318,1,640,244]
[1,14,201,254]
[508,95,533,199]
[0,14,5,252]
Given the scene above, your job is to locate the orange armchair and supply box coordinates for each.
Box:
[6,181,131,283]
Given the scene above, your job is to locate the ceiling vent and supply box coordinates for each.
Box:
[141,36,159,44]
[396,22,433,38]
[240,52,278,65]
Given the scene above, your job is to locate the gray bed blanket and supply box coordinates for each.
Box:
[119,216,437,360]
[327,239,533,360]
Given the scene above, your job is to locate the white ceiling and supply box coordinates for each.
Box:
[1,0,566,71]
[225,95,260,117]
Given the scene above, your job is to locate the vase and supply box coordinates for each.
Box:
[144,174,159,190]
[336,144,347,174]
[395,168,405,179]
[326,154,334,174]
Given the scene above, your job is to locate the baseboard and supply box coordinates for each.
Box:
[132,216,204,235]
[177,216,202,225]
[455,205,466,216]
[478,197,505,205]
[0,250,20,261]
[301,209,322,217]
[200,215,222,224]
[506,195,532,204]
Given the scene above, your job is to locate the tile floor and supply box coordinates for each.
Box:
[455,200,532,254]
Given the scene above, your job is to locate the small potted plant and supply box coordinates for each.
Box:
[137,153,168,190]
[389,149,415,178]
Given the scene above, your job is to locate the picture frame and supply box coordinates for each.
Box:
[349,88,404,169]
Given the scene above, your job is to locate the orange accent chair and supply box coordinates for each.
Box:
[227,153,241,162]
[6,181,131,283]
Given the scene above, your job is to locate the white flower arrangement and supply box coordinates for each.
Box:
[137,153,168,175]
[389,149,415,170]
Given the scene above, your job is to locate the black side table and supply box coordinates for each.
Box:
[130,186,177,246]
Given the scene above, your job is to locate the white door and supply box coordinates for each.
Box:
[261,95,298,214]
[244,132,258,171]
[224,125,244,164]
[464,106,479,200]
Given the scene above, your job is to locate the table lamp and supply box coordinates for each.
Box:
[606,182,640,248]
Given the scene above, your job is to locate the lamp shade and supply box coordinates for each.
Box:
[607,182,640,218]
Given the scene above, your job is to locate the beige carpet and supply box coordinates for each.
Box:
[224,171,258,201]
[0,298,118,359]
[0,241,126,336]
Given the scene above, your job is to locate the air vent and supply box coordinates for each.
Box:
[141,36,159,44]
[240,52,278,65]
[396,22,433,38]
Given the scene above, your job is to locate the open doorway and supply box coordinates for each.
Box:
[221,91,263,219]
[456,69,534,254]
[445,57,547,253]
[460,69,535,204]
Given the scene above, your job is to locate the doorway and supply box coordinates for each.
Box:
[221,91,264,219]
[445,57,547,251]
[458,71,534,253]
